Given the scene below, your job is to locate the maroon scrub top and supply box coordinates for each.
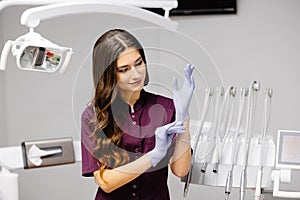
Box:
[81,89,176,200]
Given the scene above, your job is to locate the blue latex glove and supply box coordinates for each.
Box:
[173,64,195,121]
[148,121,185,167]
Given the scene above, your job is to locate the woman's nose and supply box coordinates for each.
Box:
[129,66,140,78]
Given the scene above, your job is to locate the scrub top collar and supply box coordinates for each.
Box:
[129,89,147,113]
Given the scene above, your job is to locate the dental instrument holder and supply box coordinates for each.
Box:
[271,130,300,199]
[182,83,276,197]
[187,125,275,187]
[21,137,75,169]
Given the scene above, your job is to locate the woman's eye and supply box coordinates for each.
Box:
[135,60,143,67]
[118,68,129,73]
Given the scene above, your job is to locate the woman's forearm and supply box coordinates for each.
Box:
[170,119,192,177]
[94,154,152,193]
[93,120,191,192]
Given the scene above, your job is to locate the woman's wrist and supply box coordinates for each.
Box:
[176,118,191,143]
[176,135,191,144]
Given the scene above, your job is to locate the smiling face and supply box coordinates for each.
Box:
[116,47,146,97]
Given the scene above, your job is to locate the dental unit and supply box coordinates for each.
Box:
[2,2,300,200]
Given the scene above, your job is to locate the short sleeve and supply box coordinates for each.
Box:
[81,106,100,177]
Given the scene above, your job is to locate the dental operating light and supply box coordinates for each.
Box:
[0,1,178,73]
[1,30,73,73]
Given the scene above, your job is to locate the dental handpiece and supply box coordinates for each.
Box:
[201,161,208,173]
[240,169,247,200]
[183,167,192,198]
[184,149,194,198]
[210,87,224,173]
[224,169,233,200]
[254,169,263,200]
[213,162,219,173]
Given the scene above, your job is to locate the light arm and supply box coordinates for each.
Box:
[20,2,178,29]
[1,0,177,15]
[0,40,12,71]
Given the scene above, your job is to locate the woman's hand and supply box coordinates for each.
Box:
[172,64,195,121]
[147,121,185,167]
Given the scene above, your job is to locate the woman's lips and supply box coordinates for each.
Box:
[130,79,142,85]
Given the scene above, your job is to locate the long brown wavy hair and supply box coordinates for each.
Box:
[91,29,149,174]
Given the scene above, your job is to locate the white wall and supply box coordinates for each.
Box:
[0,71,6,147]
[1,0,300,199]
[0,11,7,147]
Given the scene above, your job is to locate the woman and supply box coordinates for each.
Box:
[81,29,195,199]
